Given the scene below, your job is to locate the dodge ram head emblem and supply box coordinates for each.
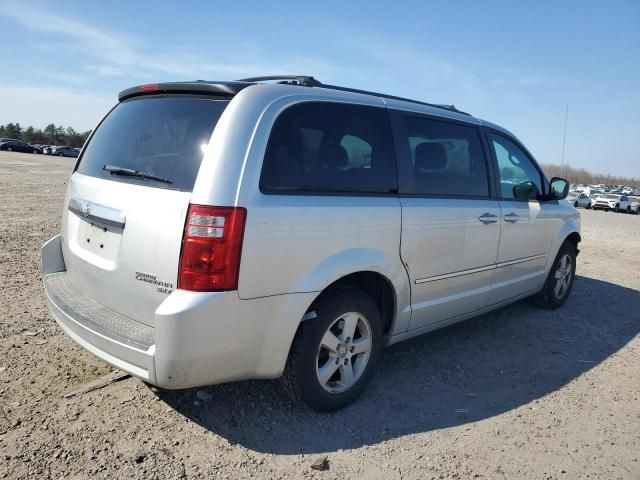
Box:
[82,204,91,218]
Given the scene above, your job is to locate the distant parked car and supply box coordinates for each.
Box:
[566,191,592,209]
[0,140,42,154]
[50,146,79,158]
[628,196,640,214]
[592,194,630,212]
[42,145,55,154]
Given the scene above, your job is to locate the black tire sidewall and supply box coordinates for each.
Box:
[291,288,383,411]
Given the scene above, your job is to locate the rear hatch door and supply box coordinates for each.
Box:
[61,95,230,327]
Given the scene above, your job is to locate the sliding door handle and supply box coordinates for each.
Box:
[479,213,499,224]
[504,213,520,223]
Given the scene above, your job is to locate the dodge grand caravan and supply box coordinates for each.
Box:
[42,76,580,411]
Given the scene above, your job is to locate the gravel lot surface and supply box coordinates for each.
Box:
[0,152,638,479]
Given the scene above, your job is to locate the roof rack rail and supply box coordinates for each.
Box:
[237,75,322,87]
[236,75,470,115]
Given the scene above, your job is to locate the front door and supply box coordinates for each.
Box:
[487,132,553,304]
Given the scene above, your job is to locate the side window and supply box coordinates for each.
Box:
[398,115,490,196]
[490,133,543,200]
[260,102,397,194]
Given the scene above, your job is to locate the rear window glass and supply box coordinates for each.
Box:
[77,96,229,191]
[260,102,397,194]
[398,115,489,197]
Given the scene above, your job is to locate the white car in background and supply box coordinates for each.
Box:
[592,194,630,212]
[628,196,640,214]
[566,191,592,209]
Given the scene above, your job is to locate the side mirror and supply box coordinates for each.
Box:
[513,181,540,201]
[549,177,570,200]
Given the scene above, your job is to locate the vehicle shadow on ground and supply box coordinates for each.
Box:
[158,275,640,454]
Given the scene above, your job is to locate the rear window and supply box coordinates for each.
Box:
[398,115,490,197]
[260,102,397,194]
[77,96,229,191]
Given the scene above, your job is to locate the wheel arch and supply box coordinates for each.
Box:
[305,270,398,336]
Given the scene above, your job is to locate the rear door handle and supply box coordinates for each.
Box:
[479,213,498,224]
[504,212,520,223]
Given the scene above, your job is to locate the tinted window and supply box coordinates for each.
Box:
[260,102,397,194]
[398,115,489,196]
[490,133,542,200]
[77,96,229,191]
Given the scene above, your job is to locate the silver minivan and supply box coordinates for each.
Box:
[42,76,580,411]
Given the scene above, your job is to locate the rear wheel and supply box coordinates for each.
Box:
[282,287,383,411]
[533,241,577,309]
[573,201,579,208]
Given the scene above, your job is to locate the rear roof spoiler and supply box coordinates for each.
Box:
[118,81,253,102]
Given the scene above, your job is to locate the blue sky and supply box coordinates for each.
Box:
[0,0,638,178]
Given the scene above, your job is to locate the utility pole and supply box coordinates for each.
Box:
[561,105,568,177]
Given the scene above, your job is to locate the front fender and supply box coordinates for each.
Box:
[544,216,581,275]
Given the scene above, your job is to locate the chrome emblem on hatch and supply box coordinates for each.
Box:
[82,204,91,218]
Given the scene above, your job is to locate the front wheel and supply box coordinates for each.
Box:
[574,201,579,208]
[281,287,383,411]
[533,241,577,309]
[614,204,619,212]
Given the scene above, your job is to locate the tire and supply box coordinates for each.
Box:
[32,149,38,154]
[532,241,577,309]
[626,206,631,214]
[614,204,619,212]
[586,203,591,209]
[573,201,578,208]
[281,286,383,412]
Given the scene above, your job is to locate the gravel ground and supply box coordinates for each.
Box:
[0,152,638,479]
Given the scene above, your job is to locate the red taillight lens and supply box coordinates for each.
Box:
[178,205,247,292]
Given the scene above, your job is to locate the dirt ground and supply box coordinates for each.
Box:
[0,151,638,479]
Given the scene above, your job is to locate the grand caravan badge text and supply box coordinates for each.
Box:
[135,271,173,294]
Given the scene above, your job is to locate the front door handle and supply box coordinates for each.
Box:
[504,212,520,223]
[479,213,499,224]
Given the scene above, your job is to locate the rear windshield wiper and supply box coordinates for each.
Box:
[103,164,172,184]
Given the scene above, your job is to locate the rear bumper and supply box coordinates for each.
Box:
[42,235,315,389]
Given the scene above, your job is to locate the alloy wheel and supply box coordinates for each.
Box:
[553,254,573,299]
[315,312,372,394]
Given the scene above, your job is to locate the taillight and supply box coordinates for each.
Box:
[178,205,247,292]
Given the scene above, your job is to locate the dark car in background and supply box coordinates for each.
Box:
[0,140,42,154]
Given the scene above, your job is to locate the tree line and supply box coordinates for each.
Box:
[542,163,639,187]
[0,123,91,148]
